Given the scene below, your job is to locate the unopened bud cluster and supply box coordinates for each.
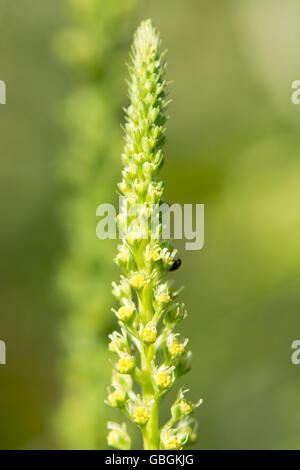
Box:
[106,19,202,450]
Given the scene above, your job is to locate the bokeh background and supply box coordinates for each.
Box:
[1,0,300,449]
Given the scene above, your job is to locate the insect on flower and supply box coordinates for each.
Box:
[169,258,182,272]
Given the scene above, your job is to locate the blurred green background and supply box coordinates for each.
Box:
[1,0,300,449]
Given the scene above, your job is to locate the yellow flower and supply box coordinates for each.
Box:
[164,435,182,450]
[150,249,160,261]
[107,430,119,447]
[156,291,170,304]
[168,339,185,356]
[127,232,141,244]
[118,181,127,193]
[107,422,131,450]
[132,406,150,425]
[117,305,134,322]
[145,246,160,262]
[126,193,137,205]
[155,372,172,389]
[161,248,177,268]
[108,332,125,353]
[135,182,144,194]
[115,247,130,264]
[141,206,152,217]
[141,326,157,344]
[148,186,162,202]
[117,355,135,374]
[107,389,126,407]
[133,152,143,163]
[109,339,120,353]
[129,272,148,289]
[127,164,136,177]
[115,253,127,264]
[179,399,193,415]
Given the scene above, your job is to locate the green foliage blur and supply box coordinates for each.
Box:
[1,0,300,449]
[52,0,141,450]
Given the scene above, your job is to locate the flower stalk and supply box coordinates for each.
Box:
[107,19,202,450]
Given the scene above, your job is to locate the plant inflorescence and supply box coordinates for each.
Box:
[106,19,202,451]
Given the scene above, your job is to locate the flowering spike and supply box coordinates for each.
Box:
[106,19,201,450]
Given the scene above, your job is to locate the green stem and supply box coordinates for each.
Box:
[140,344,160,449]
[142,399,160,450]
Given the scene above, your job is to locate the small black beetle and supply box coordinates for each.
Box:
[169,258,182,271]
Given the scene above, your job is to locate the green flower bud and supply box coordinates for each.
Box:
[107,422,131,450]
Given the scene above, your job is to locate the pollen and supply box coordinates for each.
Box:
[117,355,135,374]
[130,272,148,289]
[141,326,157,344]
[132,406,150,425]
[107,389,126,407]
[155,372,172,389]
[118,306,134,322]
[179,399,193,415]
[164,435,182,450]
[168,339,185,356]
